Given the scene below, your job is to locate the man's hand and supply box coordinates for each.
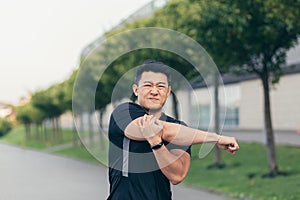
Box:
[217,135,239,154]
[137,114,163,145]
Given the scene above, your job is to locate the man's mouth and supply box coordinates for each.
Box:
[148,98,159,101]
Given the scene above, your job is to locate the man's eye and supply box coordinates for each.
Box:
[143,84,152,87]
[158,85,166,89]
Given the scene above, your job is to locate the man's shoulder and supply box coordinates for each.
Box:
[163,114,187,126]
[113,102,141,111]
[114,102,143,111]
[112,102,144,114]
[111,102,147,124]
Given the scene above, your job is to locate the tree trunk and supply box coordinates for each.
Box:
[72,114,78,146]
[79,114,84,147]
[51,118,56,143]
[99,110,106,150]
[171,91,179,119]
[35,123,40,141]
[56,117,62,143]
[213,72,222,166]
[25,123,31,140]
[43,122,48,141]
[55,118,59,143]
[88,112,94,146]
[261,72,279,174]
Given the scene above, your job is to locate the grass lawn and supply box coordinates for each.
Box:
[55,142,300,200]
[0,126,76,149]
[185,143,300,200]
[2,127,300,199]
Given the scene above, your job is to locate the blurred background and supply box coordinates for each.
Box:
[1,0,300,200]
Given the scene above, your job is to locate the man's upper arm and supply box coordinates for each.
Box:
[124,118,146,141]
[110,102,147,138]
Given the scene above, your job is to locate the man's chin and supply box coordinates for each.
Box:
[144,105,162,113]
[148,107,162,113]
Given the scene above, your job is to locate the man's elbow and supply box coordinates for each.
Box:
[170,175,185,185]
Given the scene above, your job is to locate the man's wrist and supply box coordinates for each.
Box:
[147,136,163,146]
[207,132,221,143]
[150,141,164,150]
[216,134,221,143]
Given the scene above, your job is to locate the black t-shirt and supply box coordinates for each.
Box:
[107,102,191,200]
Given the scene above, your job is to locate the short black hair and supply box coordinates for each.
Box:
[134,60,171,85]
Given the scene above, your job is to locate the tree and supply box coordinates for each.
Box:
[63,69,80,146]
[0,118,12,137]
[115,0,300,174]
[124,0,230,166]
[16,104,33,139]
[188,0,300,175]
[32,85,65,143]
[30,104,47,141]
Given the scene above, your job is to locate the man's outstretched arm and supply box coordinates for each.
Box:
[125,115,239,154]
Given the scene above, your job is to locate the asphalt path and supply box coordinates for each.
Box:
[0,143,231,200]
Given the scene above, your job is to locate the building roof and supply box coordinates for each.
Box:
[192,63,300,88]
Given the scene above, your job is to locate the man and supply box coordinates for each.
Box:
[107,60,239,200]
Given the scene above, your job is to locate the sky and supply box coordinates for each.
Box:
[1,0,299,106]
[0,0,152,105]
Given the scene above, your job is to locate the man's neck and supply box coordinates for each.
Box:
[149,110,162,119]
[138,103,162,118]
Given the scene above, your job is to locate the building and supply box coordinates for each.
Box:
[0,102,15,122]
[180,63,300,132]
[78,0,300,133]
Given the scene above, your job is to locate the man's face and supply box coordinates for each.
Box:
[133,71,171,111]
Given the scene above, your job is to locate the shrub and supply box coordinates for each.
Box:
[0,119,12,137]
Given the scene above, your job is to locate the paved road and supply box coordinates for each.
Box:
[0,143,232,200]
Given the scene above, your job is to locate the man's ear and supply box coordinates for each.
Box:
[167,86,171,97]
[132,84,138,96]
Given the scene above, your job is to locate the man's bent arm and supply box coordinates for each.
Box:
[152,147,190,185]
[124,117,191,184]
[125,117,239,153]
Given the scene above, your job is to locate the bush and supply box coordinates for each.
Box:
[0,119,12,137]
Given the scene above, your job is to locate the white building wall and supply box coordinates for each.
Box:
[239,79,264,130]
[270,73,300,130]
[239,73,300,131]
[173,89,191,124]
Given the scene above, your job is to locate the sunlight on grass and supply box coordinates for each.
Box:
[185,143,300,200]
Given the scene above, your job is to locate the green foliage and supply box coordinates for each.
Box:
[16,104,32,124]
[148,0,300,79]
[16,103,46,124]
[197,0,300,81]
[31,81,70,118]
[0,118,12,137]
[79,37,197,110]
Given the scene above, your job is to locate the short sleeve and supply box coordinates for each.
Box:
[111,102,147,133]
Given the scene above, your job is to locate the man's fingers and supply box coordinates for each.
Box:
[143,114,148,125]
[137,117,143,127]
[218,136,239,154]
[227,143,239,153]
[154,119,163,129]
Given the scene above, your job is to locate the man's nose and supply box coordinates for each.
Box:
[150,86,159,95]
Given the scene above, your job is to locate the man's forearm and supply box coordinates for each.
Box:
[161,121,219,145]
[150,146,190,185]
